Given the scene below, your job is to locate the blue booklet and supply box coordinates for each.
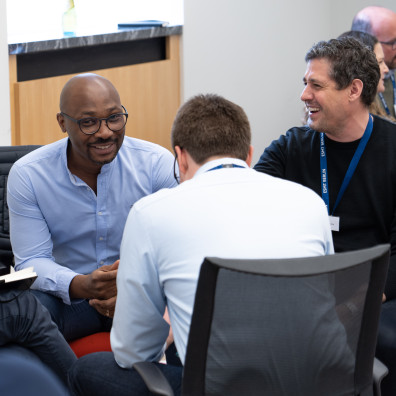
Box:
[118,20,169,28]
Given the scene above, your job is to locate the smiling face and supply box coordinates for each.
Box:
[374,43,389,93]
[57,75,125,173]
[301,58,351,137]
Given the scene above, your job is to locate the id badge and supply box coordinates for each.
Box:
[329,216,340,232]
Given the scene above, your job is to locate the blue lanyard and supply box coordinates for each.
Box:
[378,73,396,115]
[207,164,245,172]
[320,116,373,215]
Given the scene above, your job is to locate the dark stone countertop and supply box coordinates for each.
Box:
[9,25,183,55]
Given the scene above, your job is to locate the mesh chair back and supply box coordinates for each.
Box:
[182,245,390,396]
[0,145,41,273]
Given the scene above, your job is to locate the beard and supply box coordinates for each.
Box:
[90,155,117,166]
[87,136,123,165]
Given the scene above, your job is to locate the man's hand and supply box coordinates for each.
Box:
[69,260,119,300]
[89,296,117,318]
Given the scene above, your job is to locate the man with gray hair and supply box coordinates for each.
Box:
[255,36,396,396]
[352,6,396,118]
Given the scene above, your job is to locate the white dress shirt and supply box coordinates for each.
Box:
[111,158,334,367]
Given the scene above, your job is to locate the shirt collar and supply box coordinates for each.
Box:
[194,157,248,178]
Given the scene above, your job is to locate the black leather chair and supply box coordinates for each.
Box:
[0,145,41,275]
[134,245,390,396]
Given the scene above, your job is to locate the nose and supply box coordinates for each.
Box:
[95,119,114,139]
[383,62,389,75]
[300,85,312,102]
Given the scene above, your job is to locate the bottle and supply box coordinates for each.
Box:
[62,0,77,36]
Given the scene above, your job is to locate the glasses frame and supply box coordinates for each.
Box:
[173,154,180,184]
[380,39,396,51]
[60,105,129,135]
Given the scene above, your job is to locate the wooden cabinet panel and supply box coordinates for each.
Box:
[9,35,180,151]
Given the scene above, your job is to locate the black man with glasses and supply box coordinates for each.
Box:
[7,73,177,341]
[352,6,396,119]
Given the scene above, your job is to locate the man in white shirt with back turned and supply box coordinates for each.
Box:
[69,94,334,396]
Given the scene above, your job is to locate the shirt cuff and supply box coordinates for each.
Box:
[58,270,80,304]
[31,268,78,305]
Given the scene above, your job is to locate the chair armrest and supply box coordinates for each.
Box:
[373,357,389,396]
[133,361,174,396]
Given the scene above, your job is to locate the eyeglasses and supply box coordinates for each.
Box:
[173,155,180,184]
[380,39,396,51]
[60,105,128,135]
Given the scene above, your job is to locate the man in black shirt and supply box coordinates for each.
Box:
[255,37,396,396]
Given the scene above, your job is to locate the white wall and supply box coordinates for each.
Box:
[183,0,396,165]
[7,0,184,39]
[0,1,11,145]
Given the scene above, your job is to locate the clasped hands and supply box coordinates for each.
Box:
[69,260,119,318]
[69,260,175,347]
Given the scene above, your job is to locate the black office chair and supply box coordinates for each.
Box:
[0,145,41,275]
[134,244,390,396]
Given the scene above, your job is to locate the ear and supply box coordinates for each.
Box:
[245,145,254,167]
[349,79,364,102]
[57,113,67,133]
[174,146,188,175]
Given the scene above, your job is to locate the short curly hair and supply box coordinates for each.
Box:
[171,94,251,165]
[305,37,380,107]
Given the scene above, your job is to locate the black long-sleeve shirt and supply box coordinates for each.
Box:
[254,115,396,299]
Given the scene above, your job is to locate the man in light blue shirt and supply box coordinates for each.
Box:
[69,94,334,396]
[7,73,176,340]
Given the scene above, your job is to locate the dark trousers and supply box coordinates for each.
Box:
[69,351,182,396]
[0,289,77,386]
[32,290,112,341]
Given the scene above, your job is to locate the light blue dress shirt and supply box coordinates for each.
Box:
[7,137,177,304]
[111,158,334,367]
